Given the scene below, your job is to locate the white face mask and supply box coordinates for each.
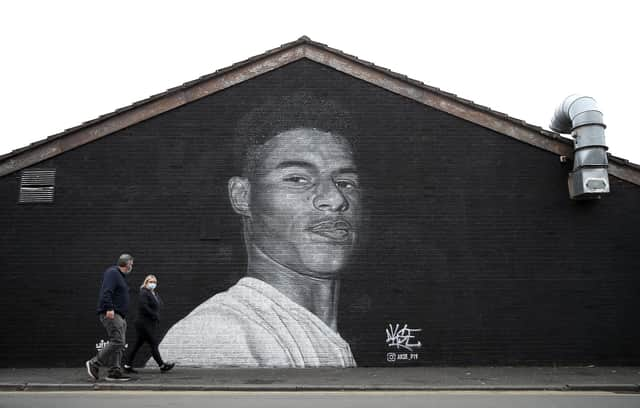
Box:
[147,283,157,290]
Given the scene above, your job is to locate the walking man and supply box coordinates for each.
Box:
[85,254,134,381]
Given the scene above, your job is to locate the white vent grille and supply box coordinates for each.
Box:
[19,169,56,203]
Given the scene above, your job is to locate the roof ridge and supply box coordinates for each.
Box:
[1,37,639,183]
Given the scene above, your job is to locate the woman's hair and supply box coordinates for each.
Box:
[140,274,157,289]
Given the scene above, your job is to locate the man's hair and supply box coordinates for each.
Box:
[233,91,359,178]
[117,253,134,267]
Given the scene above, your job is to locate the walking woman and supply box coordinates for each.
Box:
[123,274,174,373]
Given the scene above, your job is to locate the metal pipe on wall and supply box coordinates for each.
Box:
[550,94,609,199]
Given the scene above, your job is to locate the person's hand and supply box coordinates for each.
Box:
[105,310,115,319]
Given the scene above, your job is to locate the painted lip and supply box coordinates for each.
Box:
[307,220,353,243]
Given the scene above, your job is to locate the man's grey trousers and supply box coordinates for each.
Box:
[92,313,127,372]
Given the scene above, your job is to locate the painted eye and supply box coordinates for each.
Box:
[283,176,310,185]
[336,180,358,190]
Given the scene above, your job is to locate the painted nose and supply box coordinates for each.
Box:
[313,180,349,212]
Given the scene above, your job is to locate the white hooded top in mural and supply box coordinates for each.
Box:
[156,277,356,367]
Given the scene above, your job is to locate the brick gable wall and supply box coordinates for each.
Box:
[1,59,639,367]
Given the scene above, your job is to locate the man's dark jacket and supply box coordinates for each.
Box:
[96,265,130,317]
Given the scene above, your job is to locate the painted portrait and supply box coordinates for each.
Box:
[156,93,362,367]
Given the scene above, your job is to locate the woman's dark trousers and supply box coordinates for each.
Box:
[126,319,164,367]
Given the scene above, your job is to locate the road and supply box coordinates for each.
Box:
[1,391,639,408]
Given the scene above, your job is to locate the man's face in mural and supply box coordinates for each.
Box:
[234,128,361,279]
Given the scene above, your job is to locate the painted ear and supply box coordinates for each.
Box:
[228,177,251,217]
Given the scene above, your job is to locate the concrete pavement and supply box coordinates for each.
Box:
[2,390,640,408]
[1,366,639,392]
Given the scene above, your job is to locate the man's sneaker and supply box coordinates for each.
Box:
[123,364,138,374]
[105,371,132,381]
[160,362,175,372]
[85,360,99,381]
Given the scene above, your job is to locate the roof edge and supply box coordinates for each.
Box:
[1,36,639,186]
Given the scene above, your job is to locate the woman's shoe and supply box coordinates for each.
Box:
[123,364,139,374]
[160,362,175,372]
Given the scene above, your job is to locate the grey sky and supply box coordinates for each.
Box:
[1,0,638,164]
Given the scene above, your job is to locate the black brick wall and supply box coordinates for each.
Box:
[1,59,639,367]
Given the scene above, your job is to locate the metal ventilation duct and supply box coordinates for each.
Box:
[550,95,609,199]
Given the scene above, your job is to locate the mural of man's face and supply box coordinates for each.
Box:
[235,128,361,279]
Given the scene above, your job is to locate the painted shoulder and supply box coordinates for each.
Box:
[157,288,291,367]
